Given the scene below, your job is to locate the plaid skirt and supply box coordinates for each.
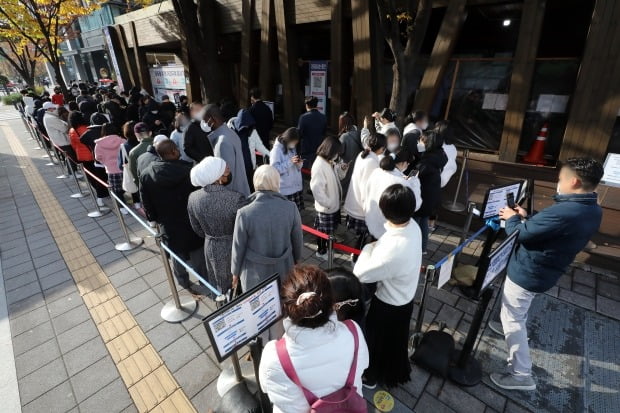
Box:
[108,173,123,194]
[314,210,341,234]
[285,191,305,211]
[346,215,368,235]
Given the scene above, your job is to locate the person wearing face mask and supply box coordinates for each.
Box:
[363,148,421,239]
[402,110,429,165]
[183,101,214,163]
[270,127,304,210]
[170,112,193,162]
[381,128,402,160]
[490,158,604,392]
[188,156,245,294]
[360,109,397,148]
[139,140,204,296]
[203,104,251,196]
[412,131,447,254]
[344,133,386,252]
[141,100,166,134]
[42,101,78,176]
[310,136,348,260]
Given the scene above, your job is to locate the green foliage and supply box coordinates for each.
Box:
[2,92,22,105]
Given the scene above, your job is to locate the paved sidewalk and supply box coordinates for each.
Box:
[1,106,619,412]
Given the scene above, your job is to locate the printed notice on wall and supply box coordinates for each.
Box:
[481,181,523,219]
[482,93,508,111]
[309,61,328,114]
[536,94,570,113]
[204,274,282,362]
[480,230,519,292]
[601,153,620,188]
[438,255,455,289]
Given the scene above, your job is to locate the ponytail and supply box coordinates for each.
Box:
[361,133,386,159]
[380,148,410,171]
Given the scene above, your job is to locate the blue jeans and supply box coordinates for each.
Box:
[414,216,429,252]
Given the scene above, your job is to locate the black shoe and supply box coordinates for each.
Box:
[362,376,377,390]
[185,283,203,296]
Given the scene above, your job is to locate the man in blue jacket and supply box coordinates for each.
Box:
[298,96,327,169]
[492,158,604,391]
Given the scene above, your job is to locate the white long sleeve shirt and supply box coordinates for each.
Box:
[259,315,369,413]
[354,220,422,306]
[343,151,380,220]
[363,168,422,239]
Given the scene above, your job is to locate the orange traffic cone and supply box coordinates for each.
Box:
[523,122,548,165]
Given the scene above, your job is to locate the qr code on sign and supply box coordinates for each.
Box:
[250,297,260,311]
[312,77,322,88]
[213,318,226,333]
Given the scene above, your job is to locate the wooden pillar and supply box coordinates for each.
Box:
[559,0,620,161]
[351,0,375,121]
[274,0,301,124]
[330,0,344,131]
[239,0,254,107]
[414,0,467,112]
[112,25,135,88]
[258,0,274,101]
[498,0,546,162]
[129,21,152,93]
[180,38,202,102]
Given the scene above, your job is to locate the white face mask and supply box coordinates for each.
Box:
[556,183,562,195]
[417,142,426,153]
[420,121,429,130]
[200,120,212,133]
[387,142,399,152]
[288,143,297,149]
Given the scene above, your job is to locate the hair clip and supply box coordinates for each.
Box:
[333,299,359,311]
[296,291,316,305]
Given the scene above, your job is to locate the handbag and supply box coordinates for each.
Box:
[121,145,138,193]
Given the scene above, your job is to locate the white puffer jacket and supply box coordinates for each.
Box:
[440,143,458,187]
[259,315,369,413]
[43,111,70,147]
[343,151,380,220]
[310,156,345,214]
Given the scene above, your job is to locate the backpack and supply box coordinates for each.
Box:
[275,320,367,413]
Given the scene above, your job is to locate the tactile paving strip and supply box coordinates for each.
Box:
[476,292,620,413]
[3,125,197,413]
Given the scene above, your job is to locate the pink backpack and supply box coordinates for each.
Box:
[275,320,368,413]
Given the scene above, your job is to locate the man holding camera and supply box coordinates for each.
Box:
[491,157,604,391]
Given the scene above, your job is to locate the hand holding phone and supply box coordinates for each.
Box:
[506,192,516,209]
[407,168,419,179]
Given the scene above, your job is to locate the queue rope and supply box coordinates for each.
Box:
[434,224,488,268]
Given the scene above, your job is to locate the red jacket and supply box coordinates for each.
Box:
[69,125,94,162]
[51,93,64,106]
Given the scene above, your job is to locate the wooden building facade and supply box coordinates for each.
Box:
[105,0,620,166]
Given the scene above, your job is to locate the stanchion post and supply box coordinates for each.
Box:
[443,149,469,212]
[78,163,111,218]
[409,265,436,353]
[68,159,85,199]
[327,235,335,270]
[155,233,197,323]
[109,193,143,251]
[449,287,493,386]
[455,202,477,264]
[53,146,69,179]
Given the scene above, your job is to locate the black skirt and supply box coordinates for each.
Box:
[365,295,414,387]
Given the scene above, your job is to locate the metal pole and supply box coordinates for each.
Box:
[443,149,469,212]
[409,265,436,356]
[155,233,197,323]
[53,147,69,179]
[65,157,86,199]
[109,193,143,251]
[230,352,245,383]
[327,235,335,270]
[79,163,111,218]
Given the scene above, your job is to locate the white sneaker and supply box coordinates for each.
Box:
[96,198,105,207]
[119,207,129,215]
[133,202,142,209]
[316,251,328,261]
[73,173,83,179]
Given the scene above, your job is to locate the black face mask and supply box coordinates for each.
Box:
[222,173,232,186]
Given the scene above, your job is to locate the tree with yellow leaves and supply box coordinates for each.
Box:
[0,35,43,88]
[0,0,97,95]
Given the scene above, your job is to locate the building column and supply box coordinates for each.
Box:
[129,21,152,93]
[330,0,344,130]
[498,0,547,162]
[351,0,376,121]
[274,0,301,124]
[414,0,467,112]
[258,0,274,101]
[239,0,255,107]
[559,0,620,161]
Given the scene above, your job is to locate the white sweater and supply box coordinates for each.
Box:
[259,315,369,413]
[43,112,70,147]
[310,156,344,213]
[343,151,380,220]
[354,220,422,306]
[363,168,422,239]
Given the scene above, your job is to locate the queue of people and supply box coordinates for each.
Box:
[20,83,606,410]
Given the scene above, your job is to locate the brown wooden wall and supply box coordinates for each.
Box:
[559,0,620,161]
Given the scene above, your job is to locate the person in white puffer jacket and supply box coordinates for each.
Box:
[344,132,386,252]
[259,265,369,413]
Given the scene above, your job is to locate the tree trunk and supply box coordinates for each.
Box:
[389,55,413,129]
[49,58,68,96]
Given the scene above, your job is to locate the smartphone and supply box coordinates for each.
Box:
[407,168,419,179]
[506,192,516,209]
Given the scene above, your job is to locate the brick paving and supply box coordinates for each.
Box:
[1,107,619,412]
